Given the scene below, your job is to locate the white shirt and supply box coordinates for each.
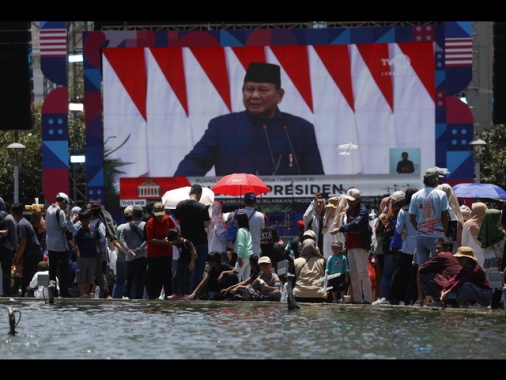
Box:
[29,270,59,299]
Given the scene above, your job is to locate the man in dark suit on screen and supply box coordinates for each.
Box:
[174,62,324,176]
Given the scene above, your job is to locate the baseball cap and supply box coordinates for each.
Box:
[56,192,71,203]
[124,206,134,216]
[424,167,440,180]
[331,240,343,248]
[344,188,361,201]
[132,205,144,217]
[390,191,405,204]
[152,202,166,216]
[297,220,305,228]
[244,192,256,204]
[303,230,316,239]
[258,256,272,265]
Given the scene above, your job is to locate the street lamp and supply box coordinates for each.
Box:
[469,139,487,184]
[7,142,26,203]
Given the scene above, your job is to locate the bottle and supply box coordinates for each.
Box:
[94,286,100,299]
[281,283,288,302]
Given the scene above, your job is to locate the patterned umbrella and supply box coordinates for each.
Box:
[212,173,270,196]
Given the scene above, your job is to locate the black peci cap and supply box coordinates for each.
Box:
[244,62,281,87]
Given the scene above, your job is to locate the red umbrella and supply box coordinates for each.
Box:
[212,173,270,196]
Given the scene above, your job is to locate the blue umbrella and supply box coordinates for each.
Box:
[452,183,506,199]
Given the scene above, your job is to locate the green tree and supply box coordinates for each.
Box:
[0,100,126,210]
[477,124,506,189]
[0,102,44,208]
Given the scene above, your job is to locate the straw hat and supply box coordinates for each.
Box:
[453,246,477,262]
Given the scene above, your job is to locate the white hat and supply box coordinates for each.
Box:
[344,188,361,201]
[56,192,70,202]
[258,256,272,265]
[390,191,406,204]
[71,206,81,217]
[303,230,316,239]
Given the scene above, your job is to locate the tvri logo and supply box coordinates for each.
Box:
[380,54,411,76]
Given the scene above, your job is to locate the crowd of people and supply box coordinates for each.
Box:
[1,167,505,311]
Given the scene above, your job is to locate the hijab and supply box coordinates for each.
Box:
[437,183,463,223]
[477,209,506,248]
[463,202,488,240]
[379,196,392,228]
[209,201,226,231]
[299,238,324,259]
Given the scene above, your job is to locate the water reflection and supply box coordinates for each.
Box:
[0,300,505,359]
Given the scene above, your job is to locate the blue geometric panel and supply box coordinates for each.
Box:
[220,30,247,47]
[447,124,473,150]
[83,68,101,93]
[42,113,68,140]
[88,167,105,187]
[372,26,397,43]
[42,140,69,168]
[447,150,473,179]
[330,28,351,45]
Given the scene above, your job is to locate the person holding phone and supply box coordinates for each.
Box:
[303,193,327,253]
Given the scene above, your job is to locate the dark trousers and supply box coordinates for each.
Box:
[418,272,442,299]
[172,256,192,297]
[124,257,147,299]
[94,259,109,296]
[48,250,71,297]
[388,252,418,305]
[146,256,172,299]
[22,254,43,297]
[190,244,208,293]
[0,245,13,296]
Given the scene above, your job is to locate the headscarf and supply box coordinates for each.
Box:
[460,205,472,222]
[477,209,506,248]
[437,183,463,223]
[463,202,488,240]
[209,201,226,231]
[378,196,392,228]
[299,238,324,259]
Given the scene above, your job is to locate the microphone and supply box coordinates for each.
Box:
[263,124,277,175]
[281,115,301,175]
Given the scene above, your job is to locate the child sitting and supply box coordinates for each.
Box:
[244,256,282,301]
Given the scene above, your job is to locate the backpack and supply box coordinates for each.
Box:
[225,209,255,244]
[97,208,118,240]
